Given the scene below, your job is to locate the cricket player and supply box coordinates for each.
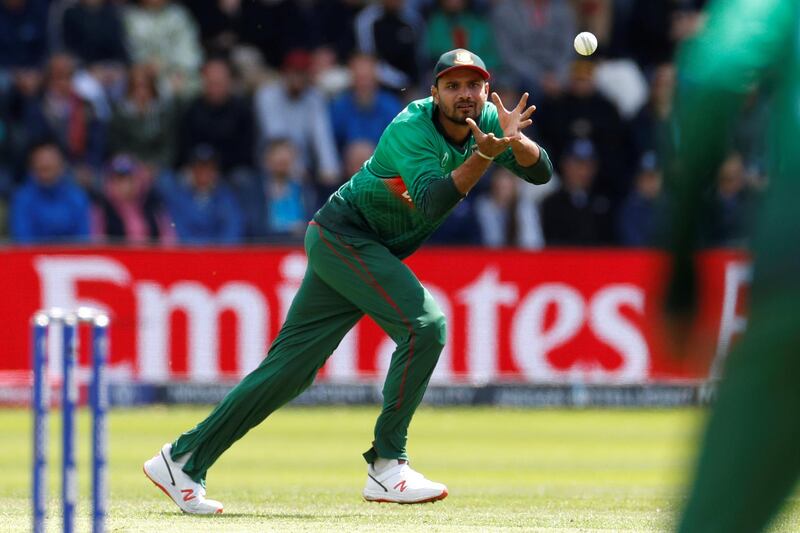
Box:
[664,1,800,531]
[143,48,553,512]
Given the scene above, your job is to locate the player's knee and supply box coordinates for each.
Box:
[414,312,446,353]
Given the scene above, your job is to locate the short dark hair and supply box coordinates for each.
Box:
[27,139,62,161]
[202,55,234,77]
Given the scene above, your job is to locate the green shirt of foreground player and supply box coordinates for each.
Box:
[315,48,553,258]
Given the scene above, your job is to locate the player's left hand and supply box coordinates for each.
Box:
[492,92,536,141]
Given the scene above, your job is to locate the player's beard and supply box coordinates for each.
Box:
[440,98,482,125]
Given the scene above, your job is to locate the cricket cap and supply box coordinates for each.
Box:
[434,49,490,81]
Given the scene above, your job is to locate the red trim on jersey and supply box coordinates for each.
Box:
[383,177,416,209]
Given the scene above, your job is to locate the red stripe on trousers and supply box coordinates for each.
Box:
[312,222,415,410]
[332,233,415,411]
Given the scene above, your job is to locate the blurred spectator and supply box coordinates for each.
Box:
[427,197,481,245]
[704,152,756,248]
[355,0,425,90]
[617,151,663,247]
[3,68,43,181]
[21,53,105,170]
[240,139,312,241]
[0,84,15,195]
[62,0,129,66]
[237,0,367,68]
[342,139,375,178]
[178,57,254,173]
[628,0,705,75]
[424,0,498,72]
[535,59,631,203]
[629,63,674,158]
[475,167,544,249]
[329,137,376,201]
[180,0,246,56]
[593,59,649,121]
[109,64,179,169]
[183,0,350,63]
[541,139,611,246]
[330,53,402,151]
[490,0,575,96]
[254,50,340,189]
[158,144,243,244]
[310,46,351,97]
[317,0,366,63]
[96,154,173,244]
[10,141,91,243]
[123,0,203,95]
[0,0,49,69]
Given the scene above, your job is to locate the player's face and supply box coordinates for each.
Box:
[432,70,488,125]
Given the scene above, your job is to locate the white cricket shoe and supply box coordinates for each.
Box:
[143,443,224,514]
[363,460,448,504]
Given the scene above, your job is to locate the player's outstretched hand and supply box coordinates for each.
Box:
[492,92,536,140]
[465,117,511,159]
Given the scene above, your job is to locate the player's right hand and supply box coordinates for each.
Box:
[465,118,512,159]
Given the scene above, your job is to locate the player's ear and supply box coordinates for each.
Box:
[431,84,439,105]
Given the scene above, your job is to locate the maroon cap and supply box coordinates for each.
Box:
[282,50,312,72]
[434,49,490,81]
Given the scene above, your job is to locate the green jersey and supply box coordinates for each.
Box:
[668,0,800,307]
[314,97,553,258]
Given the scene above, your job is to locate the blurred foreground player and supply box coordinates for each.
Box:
[143,49,552,512]
[665,1,800,531]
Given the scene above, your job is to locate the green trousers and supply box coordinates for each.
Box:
[171,222,446,482]
[679,174,800,532]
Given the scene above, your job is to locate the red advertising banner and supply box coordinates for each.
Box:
[0,247,750,384]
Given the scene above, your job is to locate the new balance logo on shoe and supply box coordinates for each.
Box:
[144,443,224,514]
[363,460,448,504]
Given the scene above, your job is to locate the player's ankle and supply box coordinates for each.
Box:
[373,457,406,473]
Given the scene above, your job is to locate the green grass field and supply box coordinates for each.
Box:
[1,406,798,532]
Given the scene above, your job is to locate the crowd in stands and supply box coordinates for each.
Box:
[0,0,764,247]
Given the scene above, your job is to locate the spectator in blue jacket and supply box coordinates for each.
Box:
[617,151,664,247]
[11,141,91,243]
[158,144,243,245]
[239,139,313,242]
[329,52,402,151]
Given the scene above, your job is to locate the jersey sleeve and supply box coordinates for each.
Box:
[381,121,464,220]
[484,103,554,185]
